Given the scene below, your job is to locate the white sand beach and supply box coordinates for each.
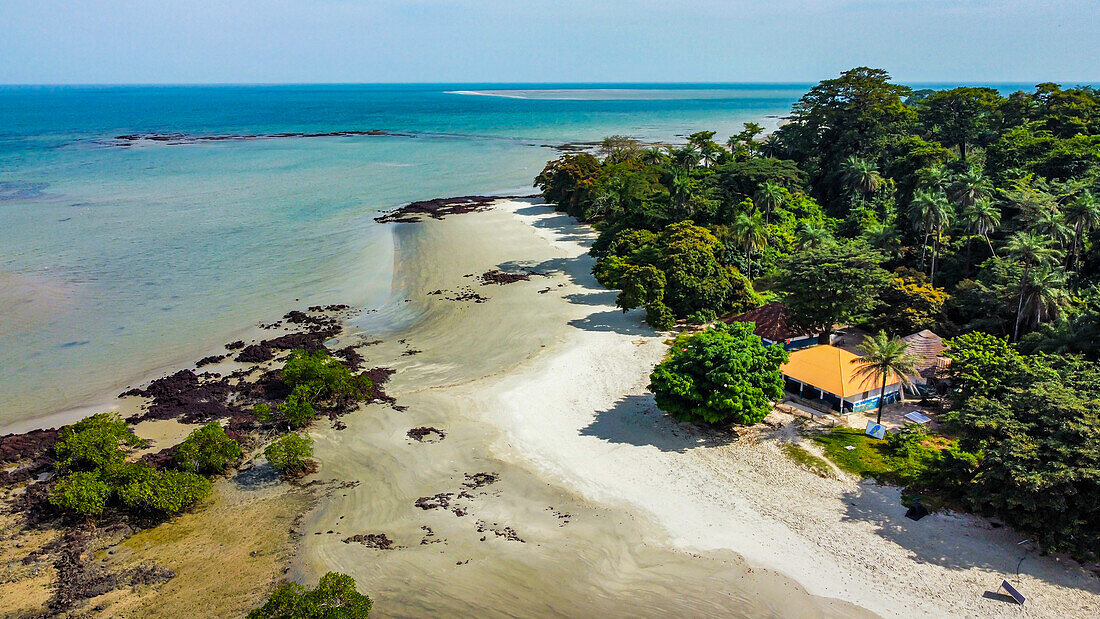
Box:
[294,199,1100,618]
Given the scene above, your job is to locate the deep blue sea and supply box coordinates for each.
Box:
[0,83,1040,429]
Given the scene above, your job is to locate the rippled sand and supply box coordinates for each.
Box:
[292,201,865,617]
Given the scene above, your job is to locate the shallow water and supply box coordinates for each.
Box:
[0,84,805,430]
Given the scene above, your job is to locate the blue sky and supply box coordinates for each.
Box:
[1,0,1097,84]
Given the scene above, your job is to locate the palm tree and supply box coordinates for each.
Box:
[960,197,1001,258]
[671,145,701,170]
[640,147,669,166]
[1031,208,1072,252]
[759,134,785,158]
[754,181,785,225]
[916,165,951,195]
[851,332,919,426]
[732,210,767,279]
[841,156,883,199]
[669,169,698,218]
[1005,231,1063,341]
[1065,191,1100,267]
[1021,266,1071,332]
[910,189,951,277]
[795,221,833,250]
[950,167,994,209]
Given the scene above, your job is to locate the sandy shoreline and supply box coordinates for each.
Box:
[294,199,1099,618]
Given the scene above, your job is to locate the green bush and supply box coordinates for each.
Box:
[649,321,788,425]
[265,434,314,477]
[114,463,212,515]
[644,302,676,330]
[49,471,112,517]
[282,350,372,401]
[174,422,242,474]
[687,308,718,324]
[248,571,372,618]
[54,413,145,471]
[277,385,319,429]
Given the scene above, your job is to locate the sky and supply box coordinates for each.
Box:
[1,0,1097,85]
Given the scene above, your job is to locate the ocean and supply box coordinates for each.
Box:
[0,82,1036,430]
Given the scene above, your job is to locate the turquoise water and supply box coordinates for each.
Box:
[0,82,1026,429]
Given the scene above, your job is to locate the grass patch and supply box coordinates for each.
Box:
[812,427,910,484]
[782,444,833,478]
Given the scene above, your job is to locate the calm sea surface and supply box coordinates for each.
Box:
[0,83,1035,429]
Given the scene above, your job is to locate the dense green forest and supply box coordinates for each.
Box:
[534,68,1100,559]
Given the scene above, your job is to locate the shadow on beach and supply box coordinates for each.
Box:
[580,394,739,453]
[838,482,1100,596]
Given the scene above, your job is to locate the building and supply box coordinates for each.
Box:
[725,302,819,350]
[900,329,950,394]
[780,344,902,413]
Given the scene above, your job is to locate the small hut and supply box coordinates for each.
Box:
[725,302,819,350]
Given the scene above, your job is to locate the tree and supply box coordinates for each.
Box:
[54,413,145,472]
[114,463,212,515]
[910,189,952,280]
[794,221,833,250]
[174,422,242,475]
[1005,231,1063,340]
[775,241,891,339]
[731,210,767,279]
[950,166,994,209]
[657,221,759,317]
[533,153,602,218]
[753,181,785,225]
[248,572,372,618]
[1020,266,1071,332]
[960,197,1001,261]
[840,156,883,199]
[49,471,111,518]
[917,87,1001,162]
[870,269,949,334]
[649,322,788,425]
[851,332,919,425]
[1065,191,1100,267]
[265,433,315,478]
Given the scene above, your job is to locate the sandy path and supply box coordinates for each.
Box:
[296,200,1099,618]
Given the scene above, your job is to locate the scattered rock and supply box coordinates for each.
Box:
[342,533,401,550]
[407,427,446,443]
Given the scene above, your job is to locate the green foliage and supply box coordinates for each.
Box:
[114,463,212,515]
[49,471,111,517]
[687,308,718,325]
[649,322,787,425]
[278,385,320,429]
[774,240,891,335]
[868,269,949,334]
[271,350,372,429]
[265,433,314,478]
[644,302,676,331]
[248,571,372,618]
[54,413,145,472]
[283,350,372,402]
[940,343,1100,558]
[174,422,242,475]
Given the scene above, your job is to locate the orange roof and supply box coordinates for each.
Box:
[780,345,900,398]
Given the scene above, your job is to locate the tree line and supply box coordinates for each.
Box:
[534,68,1100,559]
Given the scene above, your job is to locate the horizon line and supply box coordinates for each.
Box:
[2,79,1096,88]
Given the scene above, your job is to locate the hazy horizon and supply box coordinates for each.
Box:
[3,1,1098,85]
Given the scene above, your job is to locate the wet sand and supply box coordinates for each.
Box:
[291,201,868,617]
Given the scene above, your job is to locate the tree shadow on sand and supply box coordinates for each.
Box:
[580,394,740,453]
[837,483,1100,594]
[513,201,597,245]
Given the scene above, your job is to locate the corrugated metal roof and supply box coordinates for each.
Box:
[780,344,900,398]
